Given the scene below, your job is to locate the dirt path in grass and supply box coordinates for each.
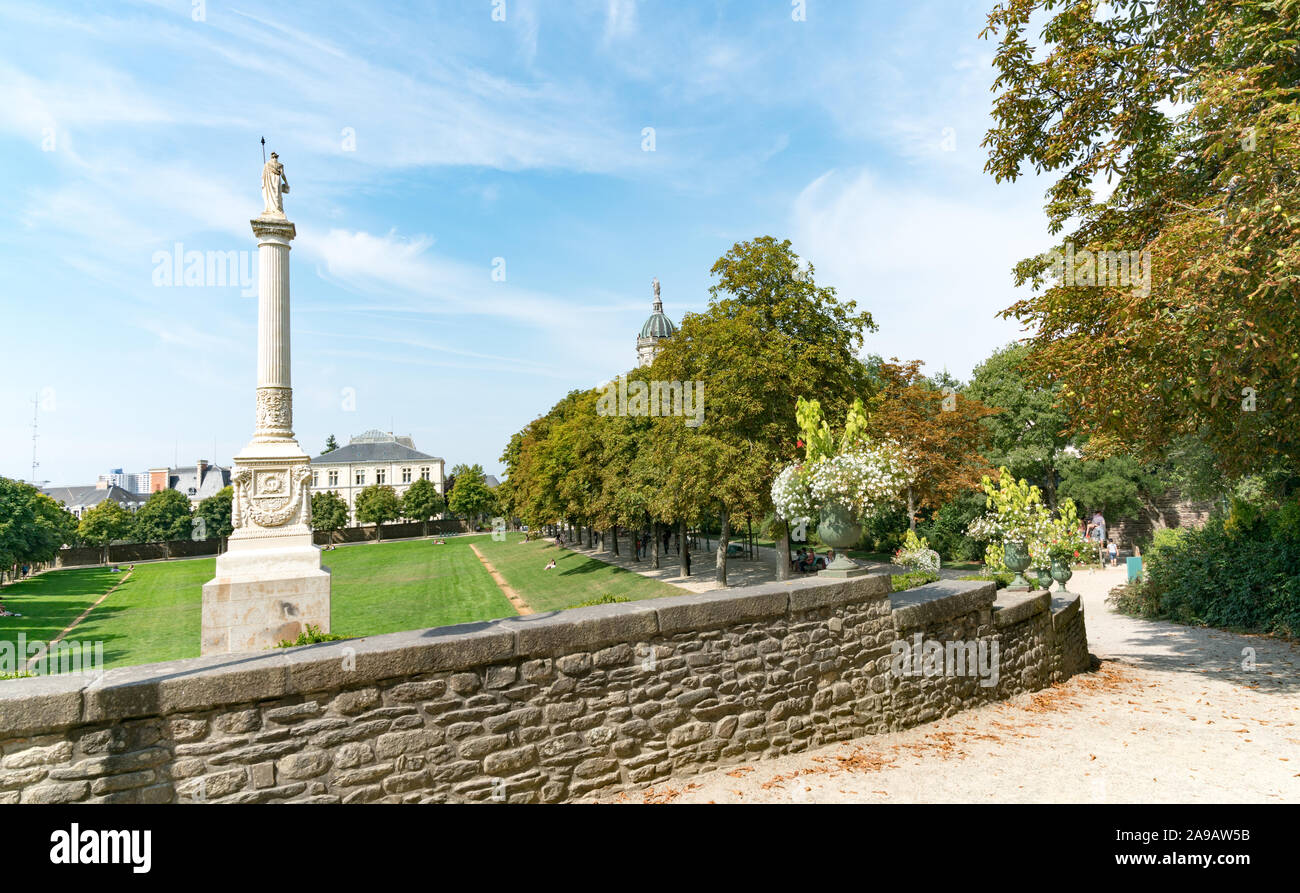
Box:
[25,570,133,670]
[598,566,1300,804]
[469,545,534,616]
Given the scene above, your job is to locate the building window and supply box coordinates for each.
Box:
[355,470,366,486]
[401,467,412,483]
[420,467,430,481]
[376,468,387,485]
[311,471,319,487]
[328,470,339,486]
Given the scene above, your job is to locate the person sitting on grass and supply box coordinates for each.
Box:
[0,604,22,617]
[544,558,557,570]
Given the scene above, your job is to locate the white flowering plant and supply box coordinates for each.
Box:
[771,463,817,522]
[770,396,911,521]
[894,529,940,573]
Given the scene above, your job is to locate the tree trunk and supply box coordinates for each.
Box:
[611,526,619,556]
[907,487,916,532]
[776,519,791,581]
[652,521,661,569]
[715,509,730,586]
[680,519,691,576]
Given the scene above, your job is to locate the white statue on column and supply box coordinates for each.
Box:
[261,152,290,217]
[201,150,330,656]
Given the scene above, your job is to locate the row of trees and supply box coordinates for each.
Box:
[495,237,1005,584]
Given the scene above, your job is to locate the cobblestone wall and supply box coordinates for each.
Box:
[0,574,1088,804]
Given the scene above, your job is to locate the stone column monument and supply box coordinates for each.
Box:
[201,153,331,655]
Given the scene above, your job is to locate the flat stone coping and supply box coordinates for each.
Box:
[0,572,890,737]
[992,590,1052,628]
[1050,593,1083,629]
[889,579,997,630]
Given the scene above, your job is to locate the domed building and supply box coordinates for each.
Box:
[636,277,678,367]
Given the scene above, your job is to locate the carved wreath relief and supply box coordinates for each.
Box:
[231,464,311,530]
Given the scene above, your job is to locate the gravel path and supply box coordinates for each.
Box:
[602,566,1300,803]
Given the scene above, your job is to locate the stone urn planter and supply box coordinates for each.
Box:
[1050,558,1074,594]
[1002,541,1032,591]
[1035,567,1053,590]
[818,501,867,578]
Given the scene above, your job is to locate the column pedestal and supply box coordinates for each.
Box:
[201,212,331,655]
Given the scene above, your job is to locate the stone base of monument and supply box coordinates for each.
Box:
[201,542,331,655]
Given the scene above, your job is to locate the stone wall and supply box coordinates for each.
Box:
[0,574,1089,804]
[1109,489,1215,549]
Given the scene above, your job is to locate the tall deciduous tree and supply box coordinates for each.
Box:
[865,358,998,529]
[310,490,350,536]
[133,488,193,543]
[195,486,234,540]
[983,0,1300,475]
[77,500,135,563]
[401,477,446,536]
[448,468,497,527]
[355,484,402,541]
[967,343,1072,506]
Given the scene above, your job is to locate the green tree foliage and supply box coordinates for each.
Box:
[1057,454,1157,522]
[323,434,339,454]
[448,468,498,524]
[77,499,135,549]
[195,486,234,540]
[966,343,1071,505]
[401,478,446,535]
[133,488,193,543]
[498,236,882,582]
[310,490,350,534]
[983,0,1300,475]
[354,485,402,538]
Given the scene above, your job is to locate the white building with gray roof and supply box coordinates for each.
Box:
[310,430,445,525]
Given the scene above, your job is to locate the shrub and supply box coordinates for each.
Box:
[1117,504,1300,636]
[573,594,631,607]
[275,624,349,648]
[891,571,939,592]
[917,492,985,561]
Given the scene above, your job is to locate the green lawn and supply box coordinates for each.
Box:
[0,533,679,671]
[475,534,679,612]
[73,560,212,668]
[326,536,515,637]
[0,567,127,670]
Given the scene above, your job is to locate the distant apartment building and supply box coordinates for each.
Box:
[310,430,445,525]
[43,482,151,519]
[98,468,151,494]
[147,460,232,506]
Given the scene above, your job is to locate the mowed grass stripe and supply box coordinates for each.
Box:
[474,534,680,613]
[0,567,125,658]
[327,536,516,637]
[72,560,212,668]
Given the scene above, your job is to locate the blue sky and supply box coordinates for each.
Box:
[0,0,1055,486]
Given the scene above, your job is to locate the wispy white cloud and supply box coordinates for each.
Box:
[791,168,1046,379]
